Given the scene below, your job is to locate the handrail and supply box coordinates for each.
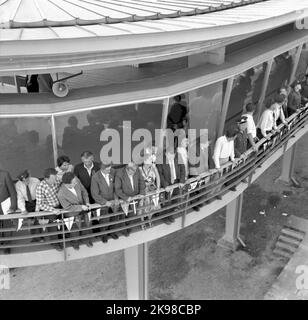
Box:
[1,104,308,252]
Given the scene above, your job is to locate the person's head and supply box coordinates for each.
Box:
[68,116,78,128]
[126,162,138,176]
[274,93,285,105]
[245,102,255,114]
[225,126,238,141]
[279,87,288,97]
[237,116,248,132]
[81,151,94,167]
[173,95,182,102]
[292,80,301,92]
[101,161,112,174]
[44,168,57,184]
[17,170,31,185]
[62,172,78,188]
[57,155,71,172]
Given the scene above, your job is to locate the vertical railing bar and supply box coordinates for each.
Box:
[51,114,58,167]
[218,76,234,137]
[255,58,273,122]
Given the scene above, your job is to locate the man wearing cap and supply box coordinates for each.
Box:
[115,162,146,235]
[234,117,248,159]
[91,162,120,242]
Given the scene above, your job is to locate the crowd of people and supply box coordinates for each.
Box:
[1,77,308,254]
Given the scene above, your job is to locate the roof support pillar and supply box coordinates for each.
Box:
[277,142,297,184]
[124,243,148,300]
[218,193,243,251]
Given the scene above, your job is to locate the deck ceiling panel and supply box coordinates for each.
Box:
[0,0,268,28]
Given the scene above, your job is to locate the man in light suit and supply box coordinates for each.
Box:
[58,172,93,250]
[115,162,146,235]
[91,162,120,242]
[0,169,18,254]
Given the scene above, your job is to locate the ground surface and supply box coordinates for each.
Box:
[1,134,308,300]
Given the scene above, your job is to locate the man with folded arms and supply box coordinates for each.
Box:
[91,162,120,243]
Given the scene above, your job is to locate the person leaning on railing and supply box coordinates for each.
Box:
[35,168,63,251]
[156,147,186,225]
[115,162,146,235]
[287,80,302,116]
[139,152,161,230]
[212,127,237,170]
[301,75,308,105]
[256,102,277,140]
[15,169,42,242]
[58,172,93,250]
[242,102,258,152]
[0,168,17,254]
[273,94,288,126]
[91,161,121,242]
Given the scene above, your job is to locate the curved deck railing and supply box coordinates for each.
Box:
[1,105,308,258]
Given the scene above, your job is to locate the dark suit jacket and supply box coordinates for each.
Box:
[115,167,146,201]
[157,157,186,188]
[74,162,100,202]
[0,170,17,214]
[91,169,117,205]
[58,181,89,212]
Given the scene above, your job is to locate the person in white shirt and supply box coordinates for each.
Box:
[16,170,40,213]
[272,94,288,126]
[15,170,41,241]
[212,127,238,170]
[177,137,189,179]
[257,103,277,139]
[242,103,258,152]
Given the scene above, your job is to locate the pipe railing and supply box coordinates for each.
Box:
[1,104,308,255]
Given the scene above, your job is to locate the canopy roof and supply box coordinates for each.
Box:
[0,0,265,29]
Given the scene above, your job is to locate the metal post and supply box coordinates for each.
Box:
[255,58,273,122]
[217,77,234,137]
[277,143,297,184]
[51,114,58,167]
[289,44,303,84]
[124,243,148,300]
[158,97,170,149]
[217,193,243,251]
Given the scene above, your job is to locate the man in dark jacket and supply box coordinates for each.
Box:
[115,162,146,235]
[234,117,248,158]
[0,169,18,254]
[74,151,100,203]
[157,148,186,224]
[91,162,120,242]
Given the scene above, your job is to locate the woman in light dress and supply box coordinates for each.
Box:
[139,151,160,229]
